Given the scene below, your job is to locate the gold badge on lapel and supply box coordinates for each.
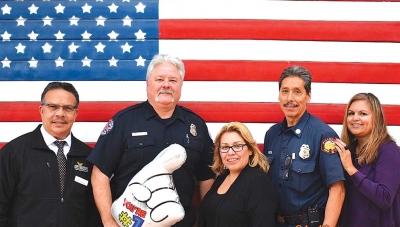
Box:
[190,124,197,137]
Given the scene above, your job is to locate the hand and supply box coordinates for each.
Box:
[334,138,358,176]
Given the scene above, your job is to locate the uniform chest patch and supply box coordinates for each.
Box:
[101,119,114,135]
[321,137,337,154]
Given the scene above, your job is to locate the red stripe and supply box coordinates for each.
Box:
[1,102,399,125]
[183,60,400,84]
[160,20,400,42]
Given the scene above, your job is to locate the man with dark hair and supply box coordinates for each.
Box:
[0,82,102,227]
[263,66,345,227]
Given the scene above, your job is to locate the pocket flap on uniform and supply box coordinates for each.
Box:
[127,136,155,148]
[291,161,315,174]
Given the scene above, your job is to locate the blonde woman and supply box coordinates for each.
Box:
[198,122,278,227]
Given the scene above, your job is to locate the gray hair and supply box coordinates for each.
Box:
[279,65,312,94]
[146,54,185,81]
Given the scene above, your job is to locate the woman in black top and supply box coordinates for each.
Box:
[199,122,278,227]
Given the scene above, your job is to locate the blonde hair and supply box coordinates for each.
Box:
[211,122,270,175]
[341,93,394,165]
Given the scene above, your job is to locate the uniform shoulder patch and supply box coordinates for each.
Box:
[101,119,114,136]
[321,137,337,154]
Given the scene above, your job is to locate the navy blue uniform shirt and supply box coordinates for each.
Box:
[263,111,345,215]
[87,101,215,225]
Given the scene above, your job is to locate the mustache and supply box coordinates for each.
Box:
[157,89,174,96]
[283,102,299,107]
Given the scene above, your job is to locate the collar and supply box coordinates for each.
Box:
[143,100,185,122]
[40,125,72,147]
[279,110,310,138]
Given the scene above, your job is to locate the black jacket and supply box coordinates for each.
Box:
[0,125,102,227]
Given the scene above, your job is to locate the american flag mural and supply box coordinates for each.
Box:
[1,0,399,149]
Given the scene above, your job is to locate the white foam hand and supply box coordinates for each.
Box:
[111,144,187,227]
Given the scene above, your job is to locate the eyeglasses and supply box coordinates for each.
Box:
[219,144,247,153]
[41,103,77,113]
[283,156,292,180]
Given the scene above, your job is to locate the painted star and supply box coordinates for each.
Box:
[1,31,11,41]
[82,3,92,13]
[1,57,11,68]
[28,57,38,68]
[54,30,65,40]
[108,56,118,67]
[135,2,146,13]
[122,0,130,2]
[69,16,80,26]
[55,3,65,14]
[15,43,26,53]
[108,3,118,13]
[135,29,146,41]
[121,42,133,53]
[28,4,39,14]
[42,42,52,53]
[82,56,92,67]
[16,16,26,26]
[81,30,92,41]
[95,42,106,52]
[68,42,79,53]
[28,31,39,41]
[96,16,106,26]
[55,57,65,67]
[1,4,12,15]
[135,55,146,66]
[107,30,119,41]
[122,16,132,26]
[43,16,53,26]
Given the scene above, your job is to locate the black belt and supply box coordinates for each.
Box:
[277,213,308,225]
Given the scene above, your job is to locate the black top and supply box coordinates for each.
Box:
[199,165,278,227]
[88,101,215,226]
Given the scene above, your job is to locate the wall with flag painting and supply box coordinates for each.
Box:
[1,0,400,150]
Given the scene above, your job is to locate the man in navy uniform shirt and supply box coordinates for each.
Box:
[88,54,215,227]
[263,66,345,227]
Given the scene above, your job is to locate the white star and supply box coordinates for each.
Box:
[42,42,52,53]
[122,0,130,2]
[122,16,132,26]
[54,30,65,40]
[28,31,39,41]
[69,16,80,26]
[135,2,146,13]
[108,30,119,41]
[55,57,64,67]
[1,4,12,15]
[43,16,53,26]
[95,42,106,52]
[81,30,92,41]
[1,57,11,68]
[108,3,119,13]
[95,16,106,26]
[108,56,118,67]
[1,31,11,41]
[82,3,92,13]
[121,42,133,53]
[82,56,92,67]
[15,43,26,53]
[135,55,146,66]
[55,3,65,14]
[96,0,104,2]
[135,29,146,41]
[28,57,38,68]
[16,16,26,26]
[28,4,39,14]
[68,42,79,53]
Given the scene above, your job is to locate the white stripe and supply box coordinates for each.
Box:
[159,0,400,21]
[1,122,400,146]
[1,81,399,105]
[159,40,400,63]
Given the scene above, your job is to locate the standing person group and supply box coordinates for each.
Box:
[1,57,399,227]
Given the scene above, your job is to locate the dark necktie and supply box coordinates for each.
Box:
[54,140,67,195]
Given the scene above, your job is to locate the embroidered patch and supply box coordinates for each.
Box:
[101,119,114,135]
[321,137,337,154]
